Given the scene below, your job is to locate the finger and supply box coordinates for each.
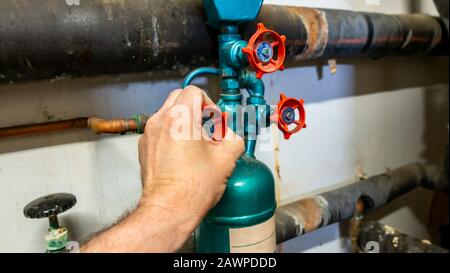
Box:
[138,136,145,165]
[200,89,215,107]
[174,85,216,124]
[157,89,183,114]
[201,112,224,142]
[220,127,245,160]
[184,85,215,105]
[202,104,221,120]
[176,85,216,107]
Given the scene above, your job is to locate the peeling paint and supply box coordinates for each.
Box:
[101,0,126,6]
[104,5,114,21]
[355,163,368,180]
[65,0,80,6]
[275,197,324,242]
[124,30,132,47]
[152,17,160,57]
[292,7,329,60]
[402,29,414,49]
[272,126,282,204]
[25,59,33,71]
[383,224,397,235]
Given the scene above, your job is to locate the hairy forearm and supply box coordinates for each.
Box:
[80,201,195,253]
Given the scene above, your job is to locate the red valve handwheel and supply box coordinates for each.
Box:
[242,23,286,79]
[203,105,229,141]
[272,93,306,140]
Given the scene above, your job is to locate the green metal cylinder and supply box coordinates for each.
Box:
[196,154,277,253]
[194,1,276,252]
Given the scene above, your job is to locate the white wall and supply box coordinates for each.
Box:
[0,0,448,252]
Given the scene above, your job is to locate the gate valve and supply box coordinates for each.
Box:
[271,93,306,140]
[242,23,286,79]
[24,193,77,252]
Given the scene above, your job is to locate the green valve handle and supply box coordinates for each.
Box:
[24,193,77,252]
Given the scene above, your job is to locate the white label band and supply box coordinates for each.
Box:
[229,216,276,253]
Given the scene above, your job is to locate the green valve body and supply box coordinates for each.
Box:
[193,26,277,252]
[184,0,302,253]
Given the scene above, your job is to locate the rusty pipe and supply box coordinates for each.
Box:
[275,163,449,244]
[0,117,88,139]
[1,1,448,83]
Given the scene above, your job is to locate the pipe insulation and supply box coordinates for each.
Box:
[276,163,449,245]
[0,0,448,83]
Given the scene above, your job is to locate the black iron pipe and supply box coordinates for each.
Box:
[243,7,449,60]
[1,0,448,84]
[276,163,449,245]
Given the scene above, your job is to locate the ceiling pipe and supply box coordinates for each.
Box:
[1,0,448,84]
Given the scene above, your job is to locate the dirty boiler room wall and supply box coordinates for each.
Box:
[0,0,448,252]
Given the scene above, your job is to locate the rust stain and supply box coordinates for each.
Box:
[350,198,365,253]
[356,163,368,181]
[289,7,329,60]
[299,198,323,232]
[272,127,282,204]
[291,197,323,233]
[355,198,365,214]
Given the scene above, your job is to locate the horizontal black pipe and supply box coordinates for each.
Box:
[1,0,448,84]
[358,221,448,253]
[179,163,448,252]
[276,163,449,245]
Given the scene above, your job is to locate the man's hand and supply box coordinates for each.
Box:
[138,86,244,229]
[81,86,244,253]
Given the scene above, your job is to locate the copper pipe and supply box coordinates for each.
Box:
[0,118,88,139]
[0,114,152,139]
[88,117,137,135]
[87,115,151,135]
